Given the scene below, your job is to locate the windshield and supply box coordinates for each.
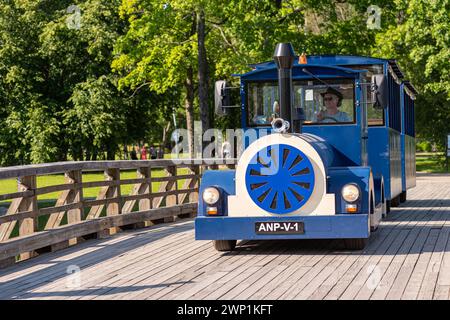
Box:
[247,79,355,126]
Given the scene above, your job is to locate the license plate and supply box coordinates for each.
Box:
[255,222,305,235]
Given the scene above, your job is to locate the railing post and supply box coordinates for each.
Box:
[177,164,199,219]
[134,166,153,229]
[164,165,177,223]
[105,168,121,235]
[66,170,83,245]
[18,175,38,261]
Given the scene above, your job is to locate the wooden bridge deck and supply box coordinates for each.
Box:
[0,174,449,300]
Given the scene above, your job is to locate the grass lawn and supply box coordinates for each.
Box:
[416,152,448,173]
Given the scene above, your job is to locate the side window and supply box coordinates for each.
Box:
[247,82,279,126]
[346,64,385,126]
[366,85,384,126]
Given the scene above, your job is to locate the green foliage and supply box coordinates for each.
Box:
[374,0,450,150]
[0,0,448,165]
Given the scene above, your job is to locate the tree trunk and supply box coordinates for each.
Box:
[197,9,210,151]
[162,121,171,152]
[123,144,129,160]
[185,67,195,158]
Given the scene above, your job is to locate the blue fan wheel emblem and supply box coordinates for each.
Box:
[245,144,315,214]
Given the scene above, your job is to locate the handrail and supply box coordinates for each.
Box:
[0,158,237,268]
[0,158,237,180]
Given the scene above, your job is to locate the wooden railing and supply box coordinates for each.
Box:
[0,159,236,268]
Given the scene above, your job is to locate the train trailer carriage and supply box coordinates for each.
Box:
[195,43,417,251]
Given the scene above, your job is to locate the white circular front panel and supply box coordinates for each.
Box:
[228,133,334,217]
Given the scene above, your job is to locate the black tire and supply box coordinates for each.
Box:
[386,200,391,214]
[391,196,400,207]
[213,240,237,252]
[400,191,407,203]
[344,238,368,250]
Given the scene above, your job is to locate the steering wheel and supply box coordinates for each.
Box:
[320,116,339,123]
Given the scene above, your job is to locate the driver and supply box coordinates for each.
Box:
[314,87,351,123]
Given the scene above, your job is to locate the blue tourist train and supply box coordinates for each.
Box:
[195,43,417,251]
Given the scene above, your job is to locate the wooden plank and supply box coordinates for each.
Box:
[69,230,201,300]
[11,226,196,299]
[196,245,289,300]
[164,166,177,223]
[83,198,120,208]
[0,159,236,180]
[66,170,83,245]
[323,207,423,300]
[0,204,197,262]
[229,253,298,300]
[85,185,109,220]
[45,189,71,230]
[152,242,276,300]
[434,226,450,299]
[151,174,200,183]
[40,202,83,216]
[0,186,31,242]
[0,190,34,202]
[356,186,445,300]
[0,221,194,293]
[81,180,119,189]
[369,218,438,299]
[151,189,198,198]
[0,210,34,224]
[151,243,258,300]
[178,166,199,209]
[401,228,441,299]
[401,188,450,299]
[152,168,175,210]
[0,222,194,298]
[119,178,151,185]
[330,184,440,300]
[85,236,212,300]
[386,210,449,299]
[417,223,450,299]
[251,245,331,300]
[121,168,152,224]
[35,184,75,196]
[2,173,449,301]
[15,176,38,261]
[137,167,152,227]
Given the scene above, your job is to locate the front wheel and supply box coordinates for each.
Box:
[213,240,237,252]
[344,238,368,250]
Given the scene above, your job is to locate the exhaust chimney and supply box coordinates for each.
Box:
[273,43,295,133]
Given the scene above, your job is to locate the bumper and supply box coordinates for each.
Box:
[195,214,370,240]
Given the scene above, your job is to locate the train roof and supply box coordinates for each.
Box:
[403,80,418,99]
[246,54,405,80]
[237,64,366,80]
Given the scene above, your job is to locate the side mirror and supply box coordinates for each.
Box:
[214,80,240,115]
[371,74,387,109]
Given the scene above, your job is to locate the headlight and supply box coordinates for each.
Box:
[342,184,360,203]
[203,187,220,205]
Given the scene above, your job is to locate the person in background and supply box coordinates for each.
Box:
[130,147,138,160]
[158,146,164,159]
[150,146,157,159]
[140,145,147,160]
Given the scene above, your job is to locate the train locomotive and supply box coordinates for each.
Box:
[195,43,417,251]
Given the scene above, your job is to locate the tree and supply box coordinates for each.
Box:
[113,0,199,157]
[373,0,450,150]
[0,0,153,164]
